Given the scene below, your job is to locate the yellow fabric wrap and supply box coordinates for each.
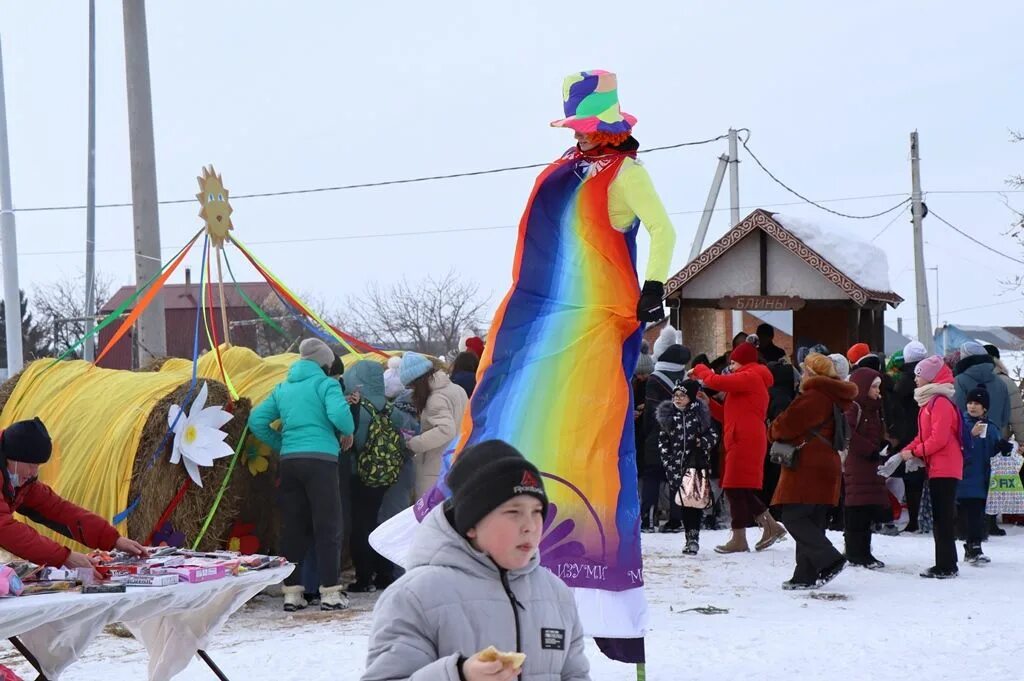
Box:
[0,346,399,551]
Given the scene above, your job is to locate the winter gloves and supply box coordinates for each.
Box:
[637,280,665,324]
[996,439,1015,456]
[877,452,925,478]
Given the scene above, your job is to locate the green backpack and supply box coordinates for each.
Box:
[355,399,405,488]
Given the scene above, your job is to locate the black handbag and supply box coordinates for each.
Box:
[769,441,802,469]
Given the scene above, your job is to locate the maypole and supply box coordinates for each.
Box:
[196,165,235,347]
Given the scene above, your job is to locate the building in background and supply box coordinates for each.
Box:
[97,274,275,369]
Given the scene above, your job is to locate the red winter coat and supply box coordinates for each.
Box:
[0,478,120,567]
[770,375,858,506]
[904,366,963,480]
[692,362,773,490]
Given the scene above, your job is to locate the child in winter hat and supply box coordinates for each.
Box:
[363,438,590,680]
[959,386,1012,565]
[446,440,549,538]
[654,380,718,556]
[914,355,946,384]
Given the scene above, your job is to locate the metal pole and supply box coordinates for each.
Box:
[123,0,166,364]
[84,0,98,361]
[215,247,231,346]
[728,128,740,227]
[0,36,23,373]
[690,154,729,261]
[910,131,934,352]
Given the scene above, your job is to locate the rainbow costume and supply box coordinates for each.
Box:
[376,71,675,653]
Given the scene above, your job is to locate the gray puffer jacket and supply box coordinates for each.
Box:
[361,505,591,681]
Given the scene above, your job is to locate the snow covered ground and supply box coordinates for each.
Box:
[3,526,1022,679]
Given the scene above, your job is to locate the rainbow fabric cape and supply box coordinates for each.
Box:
[416,149,645,593]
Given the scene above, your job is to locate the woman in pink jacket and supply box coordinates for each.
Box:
[900,355,963,579]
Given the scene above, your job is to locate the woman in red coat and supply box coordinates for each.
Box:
[0,419,147,575]
[900,355,963,579]
[692,341,785,554]
[770,353,858,589]
[844,368,890,569]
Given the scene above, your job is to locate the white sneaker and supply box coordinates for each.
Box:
[282,585,307,612]
[319,584,350,611]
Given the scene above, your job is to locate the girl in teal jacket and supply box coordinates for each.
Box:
[248,338,354,611]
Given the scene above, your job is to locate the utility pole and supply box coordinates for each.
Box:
[728,129,743,337]
[84,0,98,361]
[910,131,934,352]
[728,128,740,227]
[0,36,23,373]
[690,155,729,261]
[122,0,166,363]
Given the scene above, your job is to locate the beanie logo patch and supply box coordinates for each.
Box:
[514,469,543,496]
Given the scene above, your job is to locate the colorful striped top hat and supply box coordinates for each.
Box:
[550,70,637,134]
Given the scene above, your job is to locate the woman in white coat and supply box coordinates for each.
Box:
[399,352,469,497]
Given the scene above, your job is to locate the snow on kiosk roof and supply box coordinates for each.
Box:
[665,209,903,308]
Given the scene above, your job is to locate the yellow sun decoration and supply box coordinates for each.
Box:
[196,165,234,248]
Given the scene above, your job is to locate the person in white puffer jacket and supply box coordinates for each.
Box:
[362,440,590,681]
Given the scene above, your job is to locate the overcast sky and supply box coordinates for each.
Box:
[2,1,1023,342]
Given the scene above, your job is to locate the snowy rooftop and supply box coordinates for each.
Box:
[773,213,893,293]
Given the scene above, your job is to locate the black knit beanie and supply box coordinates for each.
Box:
[675,379,701,403]
[966,386,990,411]
[1,418,53,465]
[447,440,549,536]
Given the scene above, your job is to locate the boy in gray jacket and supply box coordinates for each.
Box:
[362,440,591,681]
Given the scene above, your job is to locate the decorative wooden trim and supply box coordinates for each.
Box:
[665,209,904,307]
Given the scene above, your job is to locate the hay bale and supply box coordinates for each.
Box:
[0,369,25,418]
[126,380,253,551]
[138,356,171,372]
[233,437,280,553]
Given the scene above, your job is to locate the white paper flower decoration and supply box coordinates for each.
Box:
[167,382,234,487]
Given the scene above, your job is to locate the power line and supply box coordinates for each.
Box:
[929,208,1024,266]
[738,133,911,220]
[10,134,732,214]
[927,189,1024,195]
[901,296,1019,323]
[14,191,926,259]
[871,204,910,242]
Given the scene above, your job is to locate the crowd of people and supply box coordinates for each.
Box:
[248,335,483,612]
[635,322,1024,587]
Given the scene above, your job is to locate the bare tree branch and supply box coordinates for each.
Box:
[32,272,113,357]
[338,270,489,355]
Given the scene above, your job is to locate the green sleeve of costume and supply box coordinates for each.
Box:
[618,162,677,283]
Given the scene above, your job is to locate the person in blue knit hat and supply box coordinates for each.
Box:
[399,353,469,497]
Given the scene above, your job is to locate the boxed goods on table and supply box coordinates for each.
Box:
[0,548,290,597]
[111,573,180,587]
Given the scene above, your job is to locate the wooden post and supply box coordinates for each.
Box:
[216,246,231,346]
